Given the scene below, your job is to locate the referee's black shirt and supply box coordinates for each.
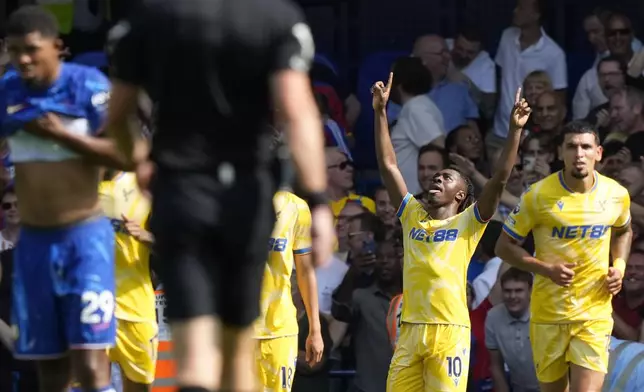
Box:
[110,0,315,172]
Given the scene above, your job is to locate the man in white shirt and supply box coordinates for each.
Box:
[488,0,567,157]
[389,57,445,195]
[446,27,497,120]
[573,10,642,119]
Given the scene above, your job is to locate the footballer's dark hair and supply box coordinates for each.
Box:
[449,166,476,213]
[560,120,600,146]
[7,6,59,38]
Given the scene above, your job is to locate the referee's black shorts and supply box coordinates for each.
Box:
[149,165,275,327]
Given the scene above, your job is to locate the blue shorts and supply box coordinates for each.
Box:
[12,216,115,359]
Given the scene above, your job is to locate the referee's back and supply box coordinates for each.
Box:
[111,0,314,171]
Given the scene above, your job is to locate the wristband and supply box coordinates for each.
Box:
[613,258,626,275]
[305,191,330,208]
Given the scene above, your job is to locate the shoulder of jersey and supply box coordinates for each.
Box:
[597,172,628,194]
[0,70,20,88]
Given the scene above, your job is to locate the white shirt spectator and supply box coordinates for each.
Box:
[471,256,503,309]
[0,232,14,252]
[390,95,445,195]
[493,27,567,138]
[572,38,643,119]
[446,38,497,93]
[315,255,349,314]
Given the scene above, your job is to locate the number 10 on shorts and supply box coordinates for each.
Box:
[446,356,462,378]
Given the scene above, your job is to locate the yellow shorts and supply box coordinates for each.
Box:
[108,319,159,385]
[256,335,299,392]
[530,319,613,383]
[387,323,470,392]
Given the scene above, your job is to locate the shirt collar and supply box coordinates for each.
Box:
[513,27,548,52]
[504,305,530,323]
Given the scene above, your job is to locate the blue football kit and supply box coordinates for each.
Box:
[0,63,116,358]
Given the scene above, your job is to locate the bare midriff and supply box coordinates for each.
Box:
[14,159,102,227]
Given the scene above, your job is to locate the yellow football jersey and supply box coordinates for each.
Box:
[398,193,488,326]
[99,172,155,323]
[254,191,312,339]
[503,171,631,323]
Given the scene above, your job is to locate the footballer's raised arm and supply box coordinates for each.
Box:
[477,88,530,220]
[372,73,408,209]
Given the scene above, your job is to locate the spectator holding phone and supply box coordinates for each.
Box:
[332,212,384,318]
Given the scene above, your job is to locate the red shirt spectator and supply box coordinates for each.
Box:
[470,298,494,390]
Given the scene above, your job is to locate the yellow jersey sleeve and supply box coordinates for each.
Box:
[293,199,312,254]
[613,187,631,229]
[502,185,538,241]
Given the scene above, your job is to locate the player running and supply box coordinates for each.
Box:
[255,187,324,391]
[99,170,157,392]
[495,120,632,392]
[0,6,134,392]
[371,71,530,391]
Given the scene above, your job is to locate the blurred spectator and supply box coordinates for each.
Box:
[609,87,644,140]
[331,212,384,351]
[606,13,639,71]
[485,268,539,392]
[373,186,396,227]
[411,34,480,133]
[604,337,644,391]
[446,26,497,120]
[521,132,556,170]
[445,124,489,176]
[326,147,376,218]
[336,240,401,392]
[316,93,352,159]
[522,70,553,109]
[521,70,553,135]
[449,151,523,222]
[471,221,504,308]
[612,250,644,341]
[585,55,627,135]
[600,141,630,177]
[0,249,38,392]
[292,277,334,392]
[0,189,19,250]
[532,90,566,142]
[310,59,361,131]
[617,163,644,204]
[470,261,511,392]
[416,144,448,197]
[573,9,643,119]
[388,57,446,194]
[335,201,370,261]
[489,0,567,158]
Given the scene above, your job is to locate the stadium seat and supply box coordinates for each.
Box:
[71,51,108,69]
[353,50,408,170]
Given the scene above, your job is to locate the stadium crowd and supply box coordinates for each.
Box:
[3,0,644,392]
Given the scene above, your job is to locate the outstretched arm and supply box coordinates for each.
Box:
[372,73,408,209]
[476,88,530,220]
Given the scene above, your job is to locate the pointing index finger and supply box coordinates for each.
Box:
[385,72,394,94]
[515,87,522,105]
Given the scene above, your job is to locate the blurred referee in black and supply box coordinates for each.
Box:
[104,1,334,392]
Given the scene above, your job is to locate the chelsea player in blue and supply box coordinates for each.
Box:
[1,7,133,392]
